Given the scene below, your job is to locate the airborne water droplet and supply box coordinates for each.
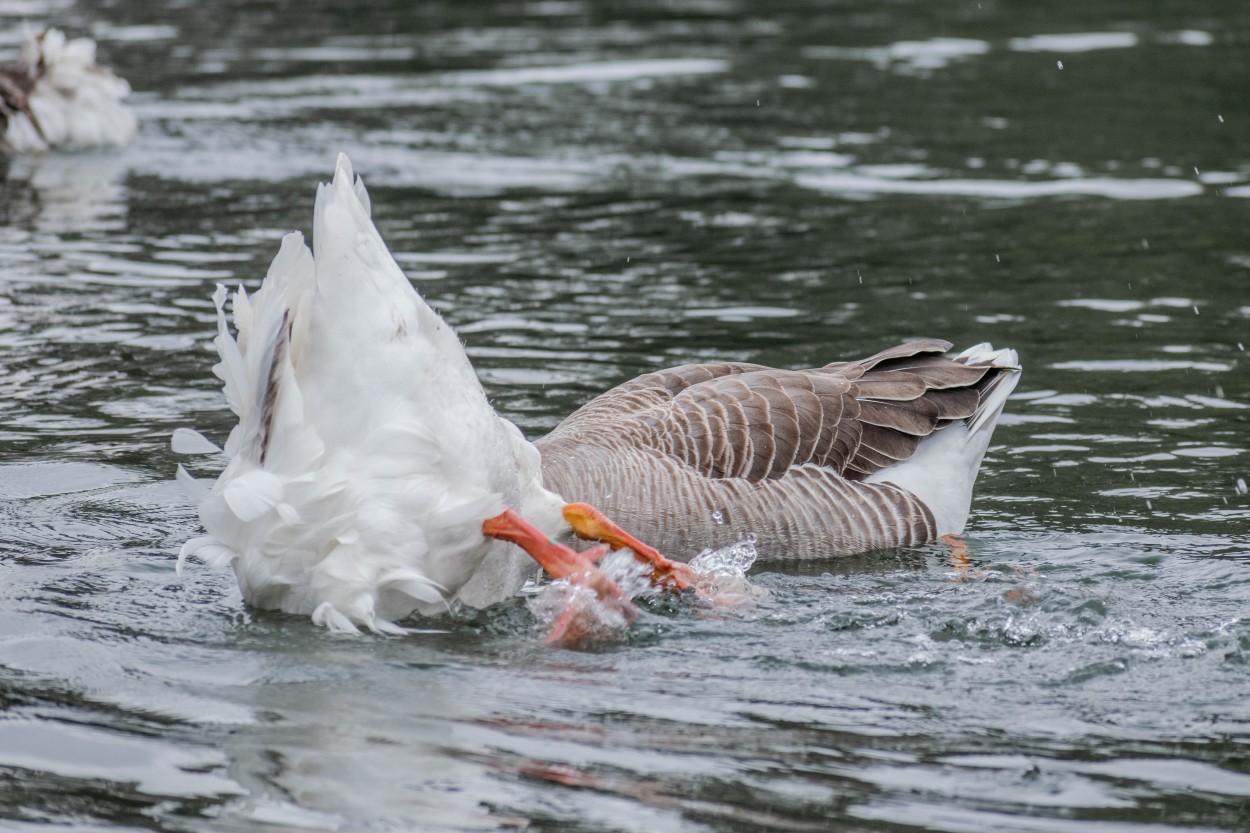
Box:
[1236,478,1248,495]
[1057,60,1064,70]
[711,508,724,525]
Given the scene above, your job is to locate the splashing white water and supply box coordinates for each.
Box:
[527,539,762,641]
[689,534,759,576]
[688,535,763,608]
[526,550,649,642]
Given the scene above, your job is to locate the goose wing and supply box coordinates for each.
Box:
[548,339,997,484]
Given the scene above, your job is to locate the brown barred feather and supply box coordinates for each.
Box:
[535,339,1017,561]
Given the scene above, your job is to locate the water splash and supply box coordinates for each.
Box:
[688,535,763,608]
[689,534,759,576]
[526,550,649,643]
[526,539,763,642]
[525,580,636,643]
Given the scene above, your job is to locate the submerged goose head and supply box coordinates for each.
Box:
[178,154,1021,637]
[0,28,137,153]
[179,154,573,633]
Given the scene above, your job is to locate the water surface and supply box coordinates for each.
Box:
[1,1,1248,831]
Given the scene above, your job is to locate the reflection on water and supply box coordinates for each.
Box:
[1,153,129,233]
[2,0,1249,831]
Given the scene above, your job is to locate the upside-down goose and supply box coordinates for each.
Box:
[176,154,1020,635]
[0,28,137,153]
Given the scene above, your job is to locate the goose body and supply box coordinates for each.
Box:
[178,154,1020,633]
[0,28,137,153]
[538,340,1019,560]
[179,155,563,633]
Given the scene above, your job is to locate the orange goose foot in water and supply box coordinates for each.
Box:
[482,506,688,643]
[561,503,694,592]
[482,509,635,644]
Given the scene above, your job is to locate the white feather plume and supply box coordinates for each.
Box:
[3,28,137,152]
[178,154,564,633]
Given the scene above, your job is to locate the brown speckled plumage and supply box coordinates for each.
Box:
[536,339,1015,561]
[0,65,36,139]
[0,32,44,148]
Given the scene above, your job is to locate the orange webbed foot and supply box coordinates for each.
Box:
[482,509,636,644]
[562,502,694,593]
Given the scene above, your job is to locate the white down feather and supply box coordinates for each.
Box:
[178,153,563,633]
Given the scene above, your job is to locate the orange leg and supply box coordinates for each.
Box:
[482,509,636,643]
[562,503,694,592]
[942,533,970,570]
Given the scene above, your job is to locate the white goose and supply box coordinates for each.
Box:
[177,154,1020,634]
[0,28,137,153]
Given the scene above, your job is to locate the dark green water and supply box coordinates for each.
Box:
[1,1,1248,831]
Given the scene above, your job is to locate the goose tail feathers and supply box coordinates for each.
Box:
[176,154,531,633]
[174,157,455,634]
[866,343,1021,536]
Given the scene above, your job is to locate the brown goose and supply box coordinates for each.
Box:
[533,338,1019,562]
[177,155,1020,635]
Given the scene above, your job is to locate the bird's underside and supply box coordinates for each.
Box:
[536,338,1013,561]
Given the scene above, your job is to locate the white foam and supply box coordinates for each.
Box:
[1009,32,1138,53]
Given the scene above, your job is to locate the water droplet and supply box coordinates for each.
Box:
[1236,478,1248,495]
[1057,60,1064,70]
[711,509,724,525]
[1194,166,1201,176]
[1145,499,1153,511]
[1218,114,1224,123]
[1237,342,1245,351]
[1192,305,1199,315]
[995,253,1000,262]
[1141,238,1149,250]
[1215,385,1224,398]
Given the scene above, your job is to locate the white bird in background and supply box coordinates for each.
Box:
[176,154,1020,638]
[0,28,137,153]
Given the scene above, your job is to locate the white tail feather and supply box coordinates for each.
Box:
[865,344,1021,536]
[176,154,538,632]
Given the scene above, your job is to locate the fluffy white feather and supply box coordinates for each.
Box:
[2,28,137,153]
[180,154,563,633]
